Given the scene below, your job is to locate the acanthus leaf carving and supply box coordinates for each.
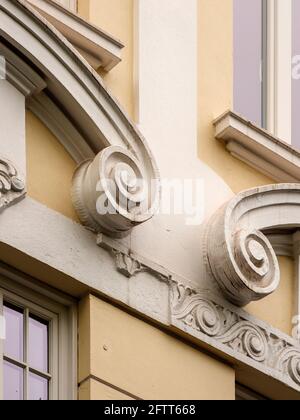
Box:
[171,282,300,388]
[172,283,238,337]
[0,157,26,211]
[218,321,269,363]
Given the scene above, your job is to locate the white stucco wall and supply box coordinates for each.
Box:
[132,0,232,289]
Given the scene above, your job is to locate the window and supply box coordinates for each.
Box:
[3,301,52,400]
[0,266,76,400]
[234,0,266,127]
[234,1,297,148]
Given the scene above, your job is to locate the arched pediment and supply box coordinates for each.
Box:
[0,0,159,236]
[205,184,300,306]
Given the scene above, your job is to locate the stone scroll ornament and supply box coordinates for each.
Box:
[72,146,160,238]
[205,184,300,307]
[0,157,26,211]
[172,283,300,388]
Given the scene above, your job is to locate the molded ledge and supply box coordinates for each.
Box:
[27,0,124,71]
[214,111,300,183]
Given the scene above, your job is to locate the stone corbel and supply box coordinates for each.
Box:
[0,157,26,211]
[72,146,160,238]
[205,184,300,307]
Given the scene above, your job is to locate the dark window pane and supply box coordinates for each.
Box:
[292,0,300,149]
[3,361,23,400]
[29,315,48,372]
[234,0,264,126]
[3,303,23,361]
[29,373,48,401]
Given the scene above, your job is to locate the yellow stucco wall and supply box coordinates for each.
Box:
[26,111,78,221]
[78,295,235,400]
[247,257,295,336]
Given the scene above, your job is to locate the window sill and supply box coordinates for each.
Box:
[27,0,124,72]
[214,110,300,183]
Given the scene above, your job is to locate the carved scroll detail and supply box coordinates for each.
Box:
[205,184,300,306]
[172,283,300,388]
[72,146,159,238]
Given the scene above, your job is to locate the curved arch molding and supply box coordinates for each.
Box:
[0,0,160,237]
[205,184,300,306]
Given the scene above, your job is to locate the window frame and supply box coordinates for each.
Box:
[233,0,292,144]
[265,0,292,144]
[0,264,77,401]
[2,292,58,400]
[233,0,267,127]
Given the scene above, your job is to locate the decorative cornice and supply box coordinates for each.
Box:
[214,110,300,183]
[205,184,300,307]
[0,0,160,237]
[171,282,300,391]
[27,0,124,71]
[0,157,26,211]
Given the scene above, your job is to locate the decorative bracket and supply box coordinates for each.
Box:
[0,157,26,211]
[72,146,160,238]
[205,184,300,307]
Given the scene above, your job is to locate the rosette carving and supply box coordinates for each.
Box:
[205,184,300,306]
[0,157,25,211]
[72,146,160,237]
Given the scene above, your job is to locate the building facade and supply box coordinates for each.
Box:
[0,0,300,400]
